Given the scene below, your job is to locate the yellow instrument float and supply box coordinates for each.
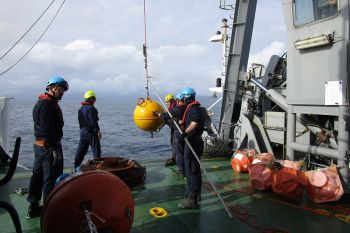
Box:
[133,97,164,132]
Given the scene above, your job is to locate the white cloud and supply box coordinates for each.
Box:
[248,41,286,67]
[0,0,286,99]
[64,40,95,51]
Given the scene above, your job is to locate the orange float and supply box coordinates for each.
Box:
[272,167,308,201]
[41,170,134,233]
[133,97,164,132]
[306,166,344,203]
[231,149,255,173]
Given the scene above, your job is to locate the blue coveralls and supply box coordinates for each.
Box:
[74,102,101,168]
[27,93,64,205]
[162,104,186,172]
[183,101,204,194]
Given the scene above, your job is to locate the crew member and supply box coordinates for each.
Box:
[74,90,101,169]
[171,93,187,177]
[27,76,69,218]
[163,94,177,166]
[178,87,204,209]
[155,93,187,175]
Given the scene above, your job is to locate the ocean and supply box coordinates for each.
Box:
[8,95,221,169]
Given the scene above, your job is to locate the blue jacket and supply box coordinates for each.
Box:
[78,102,100,133]
[33,93,64,148]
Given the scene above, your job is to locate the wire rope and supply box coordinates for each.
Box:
[143,0,150,97]
[0,0,66,77]
[0,0,56,61]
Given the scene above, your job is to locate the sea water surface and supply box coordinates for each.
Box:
[8,96,221,169]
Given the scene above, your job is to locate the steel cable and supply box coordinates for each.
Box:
[0,0,56,62]
[0,0,66,77]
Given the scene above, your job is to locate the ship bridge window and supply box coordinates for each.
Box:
[293,0,338,26]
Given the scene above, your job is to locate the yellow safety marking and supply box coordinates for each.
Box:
[313,209,330,216]
[149,207,168,218]
[335,214,350,223]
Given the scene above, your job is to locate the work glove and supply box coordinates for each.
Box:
[97,131,102,140]
[152,111,159,117]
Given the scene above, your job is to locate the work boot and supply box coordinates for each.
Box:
[165,157,176,167]
[27,203,42,219]
[178,193,199,209]
[177,170,185,178]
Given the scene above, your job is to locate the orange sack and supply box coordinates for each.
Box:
[272,166,308,201]
[249,160,273,191]
[306,166,344,203]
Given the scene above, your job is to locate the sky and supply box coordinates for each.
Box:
[0,0,287,100]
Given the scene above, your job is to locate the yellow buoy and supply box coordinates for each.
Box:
[133,97,164,132]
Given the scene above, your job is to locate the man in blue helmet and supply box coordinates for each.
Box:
[178,87,204,209]
[74,90,101,169]
[27,76,68,219]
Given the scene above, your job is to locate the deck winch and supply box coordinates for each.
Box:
[133,97,164,132]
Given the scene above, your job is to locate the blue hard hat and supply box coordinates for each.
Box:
[181,87,196,98]
[47,76,69,91]
[175,93,183,100]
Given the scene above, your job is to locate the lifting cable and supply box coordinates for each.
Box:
[142,0,232,219]
[143,0,150,98]
[0,0,56,62]
[0,0,66,77]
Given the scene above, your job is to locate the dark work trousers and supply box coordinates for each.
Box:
[74,129,101,168]
[27,143,63,205]
[184,136,204,194]
[170,128,175,158]
[173,130,185,173]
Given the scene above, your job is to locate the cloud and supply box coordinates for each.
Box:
[0,0,286,99]
[0,39,217,97]
[248,41,286,67]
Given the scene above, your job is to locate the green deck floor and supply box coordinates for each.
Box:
[1,157,349,233]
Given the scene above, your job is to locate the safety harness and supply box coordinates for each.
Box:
[168,100,176,112]
[181,101,200,130]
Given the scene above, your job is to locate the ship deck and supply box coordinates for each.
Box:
[1,157,349,233]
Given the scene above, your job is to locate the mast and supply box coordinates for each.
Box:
[218,0,257,141]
